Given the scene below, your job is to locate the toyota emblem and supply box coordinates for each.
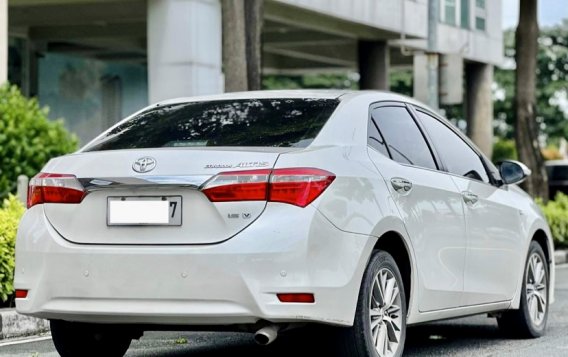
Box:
[132,157,157,173]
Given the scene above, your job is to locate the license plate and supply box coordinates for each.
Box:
[107,196,182,226]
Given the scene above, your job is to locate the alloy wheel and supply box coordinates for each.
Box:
[369,268,403,357]
[526,253,547,326]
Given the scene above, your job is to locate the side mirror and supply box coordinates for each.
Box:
[498,160,531,185]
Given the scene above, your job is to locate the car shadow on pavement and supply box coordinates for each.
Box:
[127,328,350,357]
[404,319,507,355]
[128,319,507,357]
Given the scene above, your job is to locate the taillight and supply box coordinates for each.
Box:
[201,169,271,202]
[201,168,335,208]
[27,173,86,208]
[269,168,336,207]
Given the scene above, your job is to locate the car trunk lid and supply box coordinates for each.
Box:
[42,148,288,245]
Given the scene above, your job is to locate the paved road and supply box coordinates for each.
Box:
[3,265,568,357]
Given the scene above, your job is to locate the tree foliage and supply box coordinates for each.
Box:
[0,195,25,302]
[0,84,78,198]
[537,192,568,247]
[495,20,568,140]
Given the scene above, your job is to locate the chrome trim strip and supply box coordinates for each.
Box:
[79,175,212,192]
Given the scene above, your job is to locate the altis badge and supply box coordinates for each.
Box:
[204,161,270,169]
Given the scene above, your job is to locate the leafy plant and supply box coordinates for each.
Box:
[537,192,568,248]
[0,84,78,199]
[0,195,25,302]
[492,138,518,162]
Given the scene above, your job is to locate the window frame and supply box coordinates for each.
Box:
[460,0,470,29]
[367,101,442,172]
[409,105,500,187]
[441,0,458,26]
[474,0,487,31]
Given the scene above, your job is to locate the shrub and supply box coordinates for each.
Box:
[492,138,517,162]
[0,195,25,302]
[0,84,78,199]
[537,192,568,248]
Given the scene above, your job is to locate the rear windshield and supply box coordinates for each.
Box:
[547,165,568,181]
[82,98,339,151]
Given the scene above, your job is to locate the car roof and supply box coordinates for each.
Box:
[155,90,351,106]
[154,89,427,108]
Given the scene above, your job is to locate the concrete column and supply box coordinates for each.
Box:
[358,40,390,90]
[0,0,7,84]
[466,62,494,157]
[413,53,436,105]
[147,0,223,104]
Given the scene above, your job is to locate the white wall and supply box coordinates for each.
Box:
[436,0,503,66]
[276,0,428,38]
[279,0,503,66]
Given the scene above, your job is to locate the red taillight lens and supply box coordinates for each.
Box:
[270,168,336,208]
[201,168,335,207]
[201,169,271,202]
[277,293,315,303]
[15,289,28,299]
[27,173,86,208]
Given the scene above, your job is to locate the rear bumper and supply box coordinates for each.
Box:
[15,204,375,327]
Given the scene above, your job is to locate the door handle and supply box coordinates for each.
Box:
[462,191,478,205]
[391,177,413,194]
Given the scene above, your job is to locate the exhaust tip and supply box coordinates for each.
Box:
[254,333,271,346]
[254,325,280,346]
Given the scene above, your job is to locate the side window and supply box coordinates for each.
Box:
[417,110,489,183]
[367,116,389,157]
[371,106,437,170]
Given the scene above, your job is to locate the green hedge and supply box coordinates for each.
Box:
[0,84,78,199]
[537,192,568,248]
[0,196,25,302]
[492,138,517,162]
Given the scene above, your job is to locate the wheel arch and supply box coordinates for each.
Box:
[511,226,556,309]
[532,229,552,265]
[372,231,413,310]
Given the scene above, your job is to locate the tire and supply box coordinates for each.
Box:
[497,241,549,338]
[339,250,407,357]
[51,320,133,357]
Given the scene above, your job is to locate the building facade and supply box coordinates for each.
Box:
[0,0,502,151]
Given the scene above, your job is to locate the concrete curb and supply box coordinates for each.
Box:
[555,250,568,265]
[0,309,49,340]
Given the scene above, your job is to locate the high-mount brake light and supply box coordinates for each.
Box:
[27,173,86,208]
[201,168,335,208]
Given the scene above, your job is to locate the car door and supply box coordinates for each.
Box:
[367,103,467,312]
[414,108,524,305]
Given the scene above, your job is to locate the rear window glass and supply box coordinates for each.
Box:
[82,98,339,151]
[548,165,568,181]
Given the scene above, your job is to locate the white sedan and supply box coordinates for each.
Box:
[15,90,554,357]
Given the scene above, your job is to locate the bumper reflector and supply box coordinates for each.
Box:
[15,289,28,299]
[277,293,315,303]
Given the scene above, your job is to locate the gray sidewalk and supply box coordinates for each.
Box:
[0,309,49,340]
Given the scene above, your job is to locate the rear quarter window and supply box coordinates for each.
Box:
[83,98,339,151]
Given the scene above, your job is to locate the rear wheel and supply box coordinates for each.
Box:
[340,250,407,357]
[51,320,133,357]
[497,241,549,338]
